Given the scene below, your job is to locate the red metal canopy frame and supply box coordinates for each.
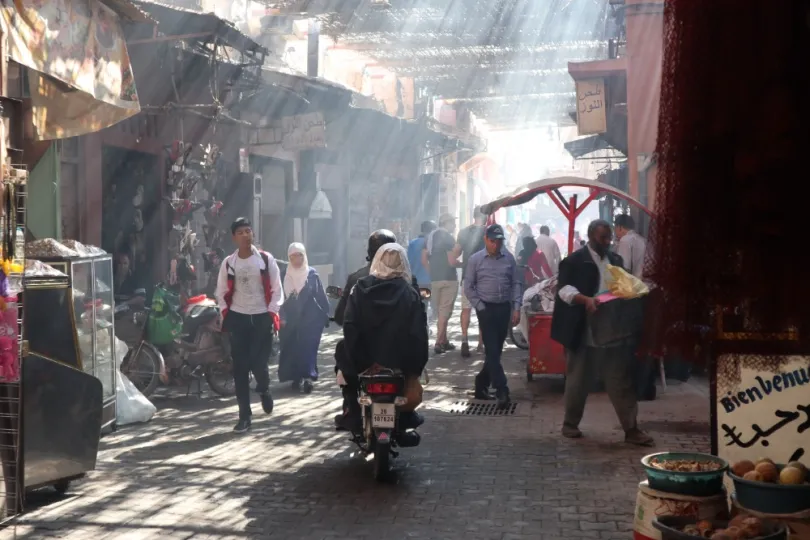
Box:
[479,176,653,255]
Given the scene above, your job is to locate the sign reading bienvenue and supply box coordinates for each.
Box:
[715,354,810,466]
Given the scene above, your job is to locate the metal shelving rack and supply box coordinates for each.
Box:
[0,172,27,525]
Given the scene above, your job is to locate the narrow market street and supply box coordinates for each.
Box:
[4,320,710,540]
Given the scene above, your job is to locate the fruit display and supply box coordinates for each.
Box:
[653,515,787,540]
[651,457,725,473]
[731,458,809,486]
[681,516,768,538]
[729,457,810,514]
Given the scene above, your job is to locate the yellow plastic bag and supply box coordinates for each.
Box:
[606,264,649,299]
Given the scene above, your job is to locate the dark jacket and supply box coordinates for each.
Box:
[341,275,429,378]
[333,265,370,327]
[550,247,624,351]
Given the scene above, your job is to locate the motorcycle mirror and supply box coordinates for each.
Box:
[419,288,431,299]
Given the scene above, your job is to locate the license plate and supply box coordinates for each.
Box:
[371,403,396,428]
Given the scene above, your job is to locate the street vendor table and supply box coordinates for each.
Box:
[526,311,566,381]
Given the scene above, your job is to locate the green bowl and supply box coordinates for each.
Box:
[641,452,728,496]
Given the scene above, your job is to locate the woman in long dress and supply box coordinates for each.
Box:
[278,243,329,393]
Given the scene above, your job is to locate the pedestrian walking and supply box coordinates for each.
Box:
[215,217,283,433]
[614,214,647,279]
[278,243,329,394]
[457,209,487,357]
[516,236,553,287]
[408,221,437,329]
[535,225,561,275]
[423,214,461,354]
[550,219,654,446]
[464,224,522,409]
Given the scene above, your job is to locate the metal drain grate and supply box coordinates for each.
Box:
[450,401,519,416]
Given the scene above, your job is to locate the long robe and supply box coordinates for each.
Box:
[278,268,329,382]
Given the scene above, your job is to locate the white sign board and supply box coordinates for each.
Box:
[281,112,326,150]
[715,354,810,466]
[575,78,607,135]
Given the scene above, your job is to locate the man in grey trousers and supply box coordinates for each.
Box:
[549,219,654,446]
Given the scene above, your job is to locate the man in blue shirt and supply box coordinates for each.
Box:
[464,224,522,409]
[407,220,436,289]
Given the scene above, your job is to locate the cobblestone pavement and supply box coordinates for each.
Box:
[3,320,710,540]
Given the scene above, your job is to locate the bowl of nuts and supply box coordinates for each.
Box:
[653,515,786,539]
[641,452,729,496]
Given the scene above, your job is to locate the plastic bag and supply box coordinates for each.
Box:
[116,370,156,425]
[399,376,423,412]
[607,264,649,299]
[146,286,182,345]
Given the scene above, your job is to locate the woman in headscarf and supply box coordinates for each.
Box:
[516,236,553,288]
[278,243,329,393]
[337,244,429,430]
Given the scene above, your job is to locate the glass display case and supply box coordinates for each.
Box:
[26,244,117,431]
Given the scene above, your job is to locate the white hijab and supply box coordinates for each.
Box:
[370,243,412,283]
[284,243,310,296]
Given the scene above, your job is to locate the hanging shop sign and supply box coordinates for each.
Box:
[714,354,810,466]
[0,0,140,139]
[281,112,326,151]
[575,78,607,136]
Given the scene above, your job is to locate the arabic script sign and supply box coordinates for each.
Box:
[281,112,326,151]
[716,354,809,466]
[575,78,607,135]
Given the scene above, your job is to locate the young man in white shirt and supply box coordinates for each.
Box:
[215,217,284,433]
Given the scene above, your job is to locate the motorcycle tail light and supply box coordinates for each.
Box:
[365,382,398,395]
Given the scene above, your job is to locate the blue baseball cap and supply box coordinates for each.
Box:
[485,224,505,240]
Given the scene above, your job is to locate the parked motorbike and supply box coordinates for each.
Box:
[325,282,431,481]
[116,288,234,398]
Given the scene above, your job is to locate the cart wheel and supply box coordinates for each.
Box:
[53,480,70,495]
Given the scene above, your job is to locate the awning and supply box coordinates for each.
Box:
[480,176,651,215]
[131,1,265,53]
[564,135,625,159]
[1,0,142,139]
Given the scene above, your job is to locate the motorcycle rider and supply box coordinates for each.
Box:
[339,243,429,438]
[333,229,397,430]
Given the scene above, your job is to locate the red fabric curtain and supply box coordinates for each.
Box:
[647,0,810,348]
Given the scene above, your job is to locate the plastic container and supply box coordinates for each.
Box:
[729,467,810,515]
[641,452,728,496]
[526,313,566,380]
[653,516,787,540]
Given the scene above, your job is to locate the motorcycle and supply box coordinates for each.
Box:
[117,288,235,398]
[325,282,431,481]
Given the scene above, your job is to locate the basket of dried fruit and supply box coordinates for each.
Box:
[728,459,810,514]
[641,452,729,496]
[652,515,786,539]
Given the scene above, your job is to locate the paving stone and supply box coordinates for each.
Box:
[0,316,710,540]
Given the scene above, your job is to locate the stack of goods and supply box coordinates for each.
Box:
[634,452,731,540]
[0,168,25,384]
[726,458,810,539]
[653,515,786,539]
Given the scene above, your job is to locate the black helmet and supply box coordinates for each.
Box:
[367,229,397,261]
[421,220,438,235]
